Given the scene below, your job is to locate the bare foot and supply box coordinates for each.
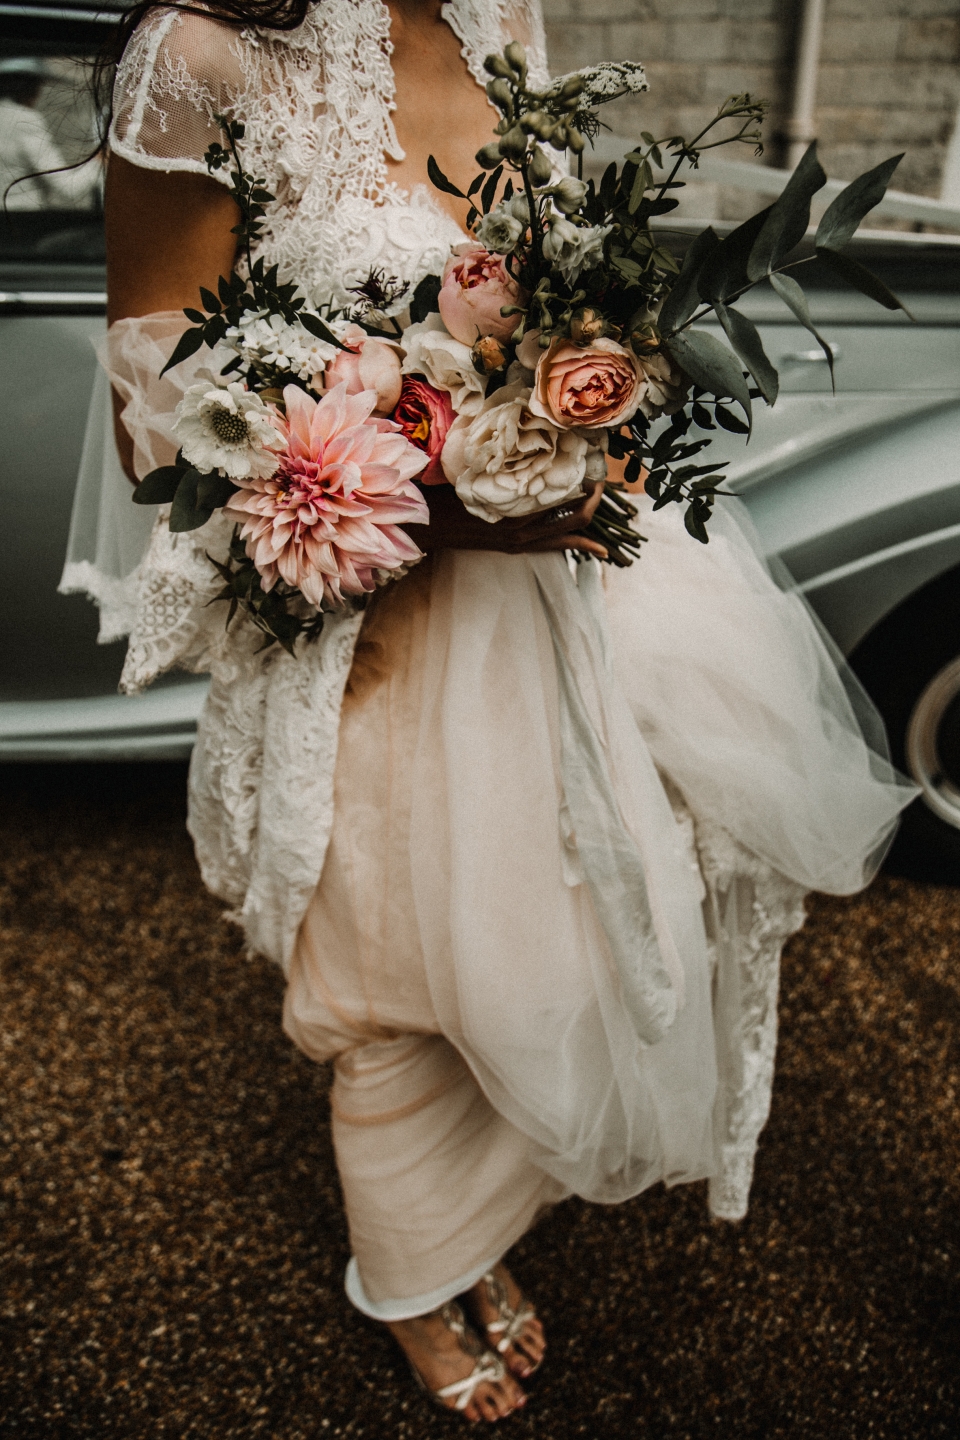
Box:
[465,1264,546,1381]
[387,1300,528,1422]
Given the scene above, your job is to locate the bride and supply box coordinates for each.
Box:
[63,0,913,1421]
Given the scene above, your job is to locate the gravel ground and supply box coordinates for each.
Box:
[1,762,958,1439]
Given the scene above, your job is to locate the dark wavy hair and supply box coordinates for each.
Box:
[92,2,313,151]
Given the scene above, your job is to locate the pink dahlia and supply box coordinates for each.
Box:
[224,383,429,606]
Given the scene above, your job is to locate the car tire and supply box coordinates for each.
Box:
[848,561,960,884]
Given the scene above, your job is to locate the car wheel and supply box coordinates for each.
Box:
[848,561,960,884]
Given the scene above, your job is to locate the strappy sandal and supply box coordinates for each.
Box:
[478,1270,543,1375]
[408,1300,510,1414]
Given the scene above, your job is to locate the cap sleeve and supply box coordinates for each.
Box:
[109,8,245,185]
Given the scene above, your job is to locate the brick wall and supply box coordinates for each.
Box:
[541,0,960,222]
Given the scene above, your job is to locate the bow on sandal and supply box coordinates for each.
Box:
[409,1301,508,1413]
[479,1270,543,1374]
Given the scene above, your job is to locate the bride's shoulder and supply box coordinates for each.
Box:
[116,6,246,100]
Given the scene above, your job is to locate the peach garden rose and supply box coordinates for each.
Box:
[529,336,647,431]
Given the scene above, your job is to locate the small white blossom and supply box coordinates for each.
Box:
[551,176,588,215]
[222,310,339,383]
[174,376,282,480]
[542,216,612,285]
[475,204,524,255]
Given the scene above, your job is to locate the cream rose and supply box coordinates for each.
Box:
[530,336,647,430]
[400,313,486,417]
[441,381,588,522]
[635,349,690,419]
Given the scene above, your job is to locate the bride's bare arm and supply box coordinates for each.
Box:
[105,155,239,481]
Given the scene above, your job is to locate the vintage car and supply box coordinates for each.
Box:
[2,1,960,878]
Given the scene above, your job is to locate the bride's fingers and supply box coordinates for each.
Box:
[521,532,608,558]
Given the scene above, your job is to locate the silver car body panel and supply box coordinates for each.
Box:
[4,280,960,759]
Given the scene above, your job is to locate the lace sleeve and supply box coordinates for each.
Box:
[109,7,245,185]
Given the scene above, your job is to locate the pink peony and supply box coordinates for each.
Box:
[324,323,403,415]
[392,376,455,485]
[530,336,647,430]
[437,244,524,347]
[224,383,429,606]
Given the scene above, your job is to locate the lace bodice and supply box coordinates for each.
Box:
[111,0,550,310]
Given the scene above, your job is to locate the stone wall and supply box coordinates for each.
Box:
[541,0,960,222]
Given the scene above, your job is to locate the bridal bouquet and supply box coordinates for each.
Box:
[134,43,909,650]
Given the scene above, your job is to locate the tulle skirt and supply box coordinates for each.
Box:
[284,495,912,1229]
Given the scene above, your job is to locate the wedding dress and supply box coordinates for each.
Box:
[59,0,914,1319]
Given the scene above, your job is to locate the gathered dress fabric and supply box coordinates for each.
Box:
[60,0,916,1321]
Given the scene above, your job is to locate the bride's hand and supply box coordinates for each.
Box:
[405,479,608,558]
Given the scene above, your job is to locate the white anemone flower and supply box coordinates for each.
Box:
[174,377,283,480]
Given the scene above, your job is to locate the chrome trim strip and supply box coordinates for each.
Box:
[799,518,960,594]
[0,5,119,21]
[0,290,107,311]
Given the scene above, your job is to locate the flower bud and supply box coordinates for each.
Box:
[476,141,504,169]
[472,335,509,375]
[552,176,588,214]
[566,127,586,154]
[486,78,514,112]
[483,54,514,79]
[504,41,527,77]
[508,193,531,222]
[498,126,528,161]
[570,308,606,343]
[527,110,555,141]
[528,145,553,185]
[549,123,568,150]
[560,75,585,100]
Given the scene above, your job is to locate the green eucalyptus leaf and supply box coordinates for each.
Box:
[815,246,913,316]
[657,226,721,335]
[747,142,826,282]
[713,403,749,434]
[410,272,443,324]
[768,272,836,386]
[160,326,205,376]
[132,466,184,505]
[696,205,772,304]
[196,472,239,510]
[427,155,467,199]
[169,470,214,533]
[714,303,779,406]
[815,154,903,250]
[665,328,752,427]
[480,163,504,215]
[299,311,348,348]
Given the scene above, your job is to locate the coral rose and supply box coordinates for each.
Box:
[441,381,587,522]
[324,323,402,415]
[224,383,428,607]
[530,337,646,430]
[392,376,455,485]
[437,244,524,347]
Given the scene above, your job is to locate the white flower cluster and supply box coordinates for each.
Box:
[542,216,612,285]
[222,310,339,383]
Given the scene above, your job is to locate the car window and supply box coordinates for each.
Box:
[0,8,114,265]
